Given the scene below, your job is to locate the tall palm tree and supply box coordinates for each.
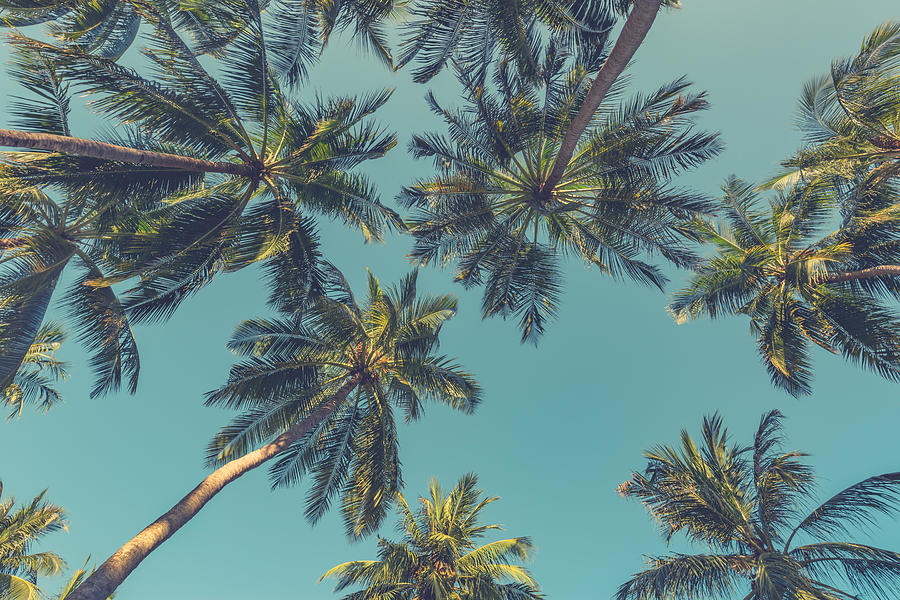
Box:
[669,176,900,396]
[769,22,900,195]
[0,0,400,387]
[617,410,900,600]
[402,50,720,342]
[0,0,397,67]
[322,474,541,600]
[0,482,67,600]
[66,270,481,600]
[3,323,69,419]
[0,45,141,398]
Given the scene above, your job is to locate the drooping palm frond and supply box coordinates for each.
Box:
[619,410,900,600]
[402,51,720,343]
[322,474,542,600]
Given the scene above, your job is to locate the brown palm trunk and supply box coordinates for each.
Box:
[66,375,362,600]
[0,129,256,177]
[823,265,900,283]
[542,0,662,193]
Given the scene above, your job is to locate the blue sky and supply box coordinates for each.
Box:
[2,2,900,599]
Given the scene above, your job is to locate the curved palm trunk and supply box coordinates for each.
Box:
[0,129,256,177]
[823,265,900,283]
[542,0,662,193]
[67,375,362,600]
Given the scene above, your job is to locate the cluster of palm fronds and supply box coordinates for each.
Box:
[673,23,900,395]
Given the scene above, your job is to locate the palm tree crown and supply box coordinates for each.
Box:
[208,269,481,536]
[770,22,900,195]
[322,474,541,600]
[402,52,720,342]
[670,176,900,396]
[0,482,67,600]
[0,0,400,392]
[617,410,900,600]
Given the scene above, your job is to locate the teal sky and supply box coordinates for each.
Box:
[2,2,900,599]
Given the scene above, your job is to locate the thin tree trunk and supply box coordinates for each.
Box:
[0,129,256,177]
[823,265,900,283]
[67,375,362,600]
[542,0,662,193]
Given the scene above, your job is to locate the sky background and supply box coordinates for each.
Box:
[2,1,900,599]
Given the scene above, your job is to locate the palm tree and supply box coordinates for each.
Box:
[0,482,67,600]
[0,0,400,385]
[0,46,140,398]
[670,176,900,396]
[0,0,397,66]
[66,270,481,600]
[401,49,720,342]
[322,474,541,600]
[769,22,900,195]
[3,323,69,419]
[617,410,900,600]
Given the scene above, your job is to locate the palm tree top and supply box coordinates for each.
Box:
[0,482,68,600]
[322,474,541,600]
[618,410,900,600]
[207,269,482,537]
[670,175,900,396]
[402,51,720,342]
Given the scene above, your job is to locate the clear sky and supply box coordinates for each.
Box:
[2,2,900,599]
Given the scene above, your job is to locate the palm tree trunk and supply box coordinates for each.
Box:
[66,375,362,600]
[542,0,662,193]
[0,129,256,177]
[823,265,900,283]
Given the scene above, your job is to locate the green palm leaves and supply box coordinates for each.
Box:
[2,323,68,419]
[0,482,67,600]
[208,270,481,536]
[322,474,540,600]
[403,55,720,342]
[618,411,900,600]
[670,176,900,396]
[0,0,400,394]
[773,22,900,191]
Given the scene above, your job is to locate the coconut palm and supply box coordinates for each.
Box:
[401,48,720,342]
[0,482,67,600]
[0,46,141,398]
[669,176,900,396]
[617,410,900,600]
[66,270,481,600]
[0,0,397,67]
[769,22,900,195]
[0,0,400,387]
[322,473,541,600]
[3,323,69,419]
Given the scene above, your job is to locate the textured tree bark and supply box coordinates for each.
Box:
[67,375,362,600]
[542,0,662,193]
[0,129,256,177]
[823,265,900,283]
